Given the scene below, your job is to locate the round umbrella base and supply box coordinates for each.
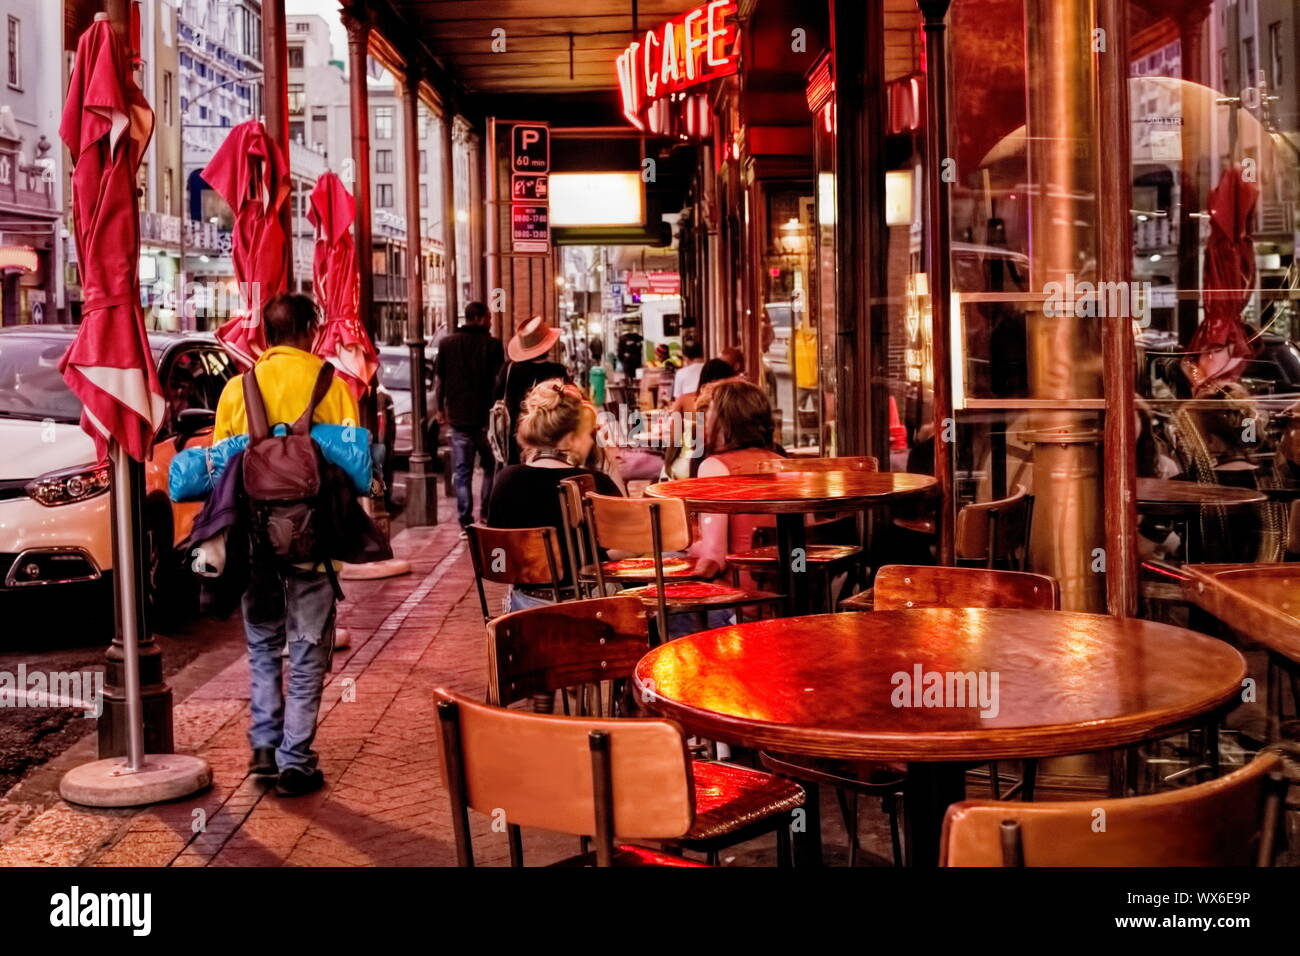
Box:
[60,754,212,808]
[339,559,411,580]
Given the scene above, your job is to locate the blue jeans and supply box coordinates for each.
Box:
[242,566,336,773]
[505,587,553,614]
[450,426,496,528]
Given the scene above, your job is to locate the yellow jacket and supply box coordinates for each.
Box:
[214,345,360,442]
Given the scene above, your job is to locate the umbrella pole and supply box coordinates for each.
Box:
[110,440,146,771]
[59,441,212,806]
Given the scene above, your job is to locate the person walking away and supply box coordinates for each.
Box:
[434,300,504,537]
[672,337,705,401]
[492,315,567,465]
[213,293,361,797]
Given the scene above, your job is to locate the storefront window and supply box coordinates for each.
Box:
[759,186,816,451]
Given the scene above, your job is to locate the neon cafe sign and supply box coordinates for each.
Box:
[615,1,740,135]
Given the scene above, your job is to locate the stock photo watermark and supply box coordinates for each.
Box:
[0,664,103,718]
[890,664,1000,718]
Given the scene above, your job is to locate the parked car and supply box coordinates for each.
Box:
[377,344,441,462]
[0,325,234,637]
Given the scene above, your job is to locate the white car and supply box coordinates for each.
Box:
[0,326,235,637]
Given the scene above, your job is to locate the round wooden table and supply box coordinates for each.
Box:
[634,609,1245,865]
[646,471,937,614]
[1136,477,1266,516]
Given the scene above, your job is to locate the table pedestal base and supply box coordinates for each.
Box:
[904,762,968,867]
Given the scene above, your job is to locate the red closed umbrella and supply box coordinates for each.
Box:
[309,171,376,398]
[58,16,165,462]
[201,119,291,370]
[1182,165,1259,394]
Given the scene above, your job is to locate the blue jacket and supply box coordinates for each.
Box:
[169,423,373,502]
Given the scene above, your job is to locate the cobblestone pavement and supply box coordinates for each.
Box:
[0,497,874,867]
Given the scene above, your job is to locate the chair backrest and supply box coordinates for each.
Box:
[435,688,696,865]
[955,484,1033,568]
[744,455,880,474]
[873,564,1060,611]
[586,492,693,554]
[466,524,564,621]
[942,753,1286,866]
[487,596,650,714]
[1287,500,1300,554]
[557,474,597,595]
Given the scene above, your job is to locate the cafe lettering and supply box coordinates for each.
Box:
[615,0,740,132]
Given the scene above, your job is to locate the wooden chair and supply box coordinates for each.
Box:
[584,493,782,641]
[436,684,804,866]
[942,752,1288,866]
[559,475,711,597]
[465,524,564,623]
[873,564,1060,611]
[956,484,1035,570]
[727,456,879,610]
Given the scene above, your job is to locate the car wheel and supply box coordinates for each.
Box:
[144,497,190,634]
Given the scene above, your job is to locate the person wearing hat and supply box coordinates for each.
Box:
[492,315,569,466]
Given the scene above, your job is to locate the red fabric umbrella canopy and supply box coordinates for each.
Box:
[201,120,291,370]
[58,18,165,462]
[1183,165,1259,394]
[309,171,376,398]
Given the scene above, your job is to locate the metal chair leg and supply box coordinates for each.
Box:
[1020,759,1038,801]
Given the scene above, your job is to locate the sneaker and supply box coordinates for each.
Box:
[248,747,277,776]
[458,528,468,540]
[275,767,325,797]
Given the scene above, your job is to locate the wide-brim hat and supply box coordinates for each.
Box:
[508,314,562,361]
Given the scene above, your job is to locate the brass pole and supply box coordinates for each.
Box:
[261,0,293,278]
[442,109,460,328]
[918,0,956,564]
[1097,0,1137,616]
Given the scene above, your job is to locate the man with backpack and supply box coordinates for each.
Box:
[433,300,504,537]
[213,293,361,797]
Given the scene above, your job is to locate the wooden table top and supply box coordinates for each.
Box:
[1137,477,1267,514]
[646,471,937,515]
[1182,563,1300,664]
[633,609,1245,762]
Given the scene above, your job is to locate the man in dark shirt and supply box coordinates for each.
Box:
[492,315,568,466]
[435,301,505,533]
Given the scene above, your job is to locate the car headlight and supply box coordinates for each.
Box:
[395,411,412,427]
[26,463,111,507]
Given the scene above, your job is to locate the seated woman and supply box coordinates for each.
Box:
[486,379,621,611]
[686,379,784,585]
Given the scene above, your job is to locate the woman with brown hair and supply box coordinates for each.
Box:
[686,378,783,580]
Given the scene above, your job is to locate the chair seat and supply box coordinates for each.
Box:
[894,516,937,535]
[759,751,907,796]
[552,845,712,867]
[679,760,805,843]
[838,588,874,612]
[621,581,784,611]
[727,544,862,567]
[579,555,710,582]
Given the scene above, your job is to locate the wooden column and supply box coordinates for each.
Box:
[401,62,436,526]
[441,107,460,327]
[343,8,375,343]
[1097,0,1137,616]
[260,0,293,279]
[918,0,956,565]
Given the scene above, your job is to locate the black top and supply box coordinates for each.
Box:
[487,464,621,584]
[435,324,505,429]
[492,358,569,465]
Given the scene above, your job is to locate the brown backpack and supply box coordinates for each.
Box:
[241,362,335,566]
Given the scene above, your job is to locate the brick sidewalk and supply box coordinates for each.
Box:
[0,503,585,867]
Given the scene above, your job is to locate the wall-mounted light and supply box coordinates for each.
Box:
[885,170,914,226]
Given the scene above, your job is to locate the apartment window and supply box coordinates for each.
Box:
[287,83,305,115]
[375,106,394,140]
[288,45,304,69]
[419,184,428,207]
[1269,22,1283,88]
[311,113,328,149]
[163,169,173,213]
[1243,37,1256,91]
[376,150,394,173]
[290,120,305,143]
[377,184,394,208]
[7,17,19,90]
[419,150,427,174]
[418,110,429,140]
[163,71,174,126]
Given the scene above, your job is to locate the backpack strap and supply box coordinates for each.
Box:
[292,362,337,436]
[242,368,270,442]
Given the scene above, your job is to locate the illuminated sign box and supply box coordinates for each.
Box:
[549,173,645,228]
[615,1,740,132]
